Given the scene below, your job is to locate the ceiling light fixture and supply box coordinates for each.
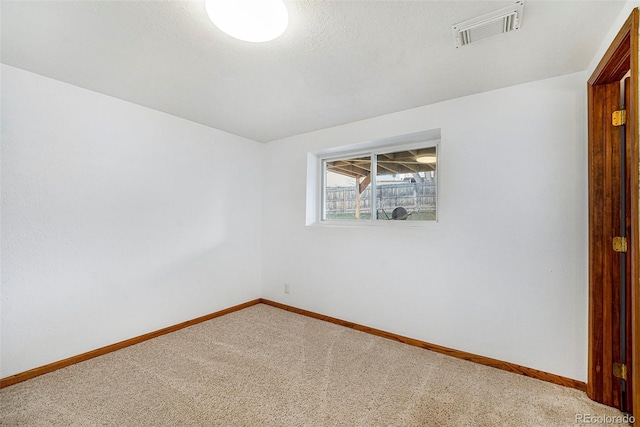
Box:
[205,0,289,43]
[416,155,437,164]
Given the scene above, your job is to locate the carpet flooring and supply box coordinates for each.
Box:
[0,304,630,426]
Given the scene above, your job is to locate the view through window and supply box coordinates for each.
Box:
[322,145,437,222]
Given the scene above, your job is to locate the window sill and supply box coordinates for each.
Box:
[307,219,440,229]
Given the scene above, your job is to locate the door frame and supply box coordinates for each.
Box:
[587,7,639,415]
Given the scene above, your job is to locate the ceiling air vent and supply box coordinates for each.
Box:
[452,1,524,48]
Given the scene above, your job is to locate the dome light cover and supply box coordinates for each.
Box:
[205,0,289,43]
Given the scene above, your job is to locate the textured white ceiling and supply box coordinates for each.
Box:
[1,0,627,142]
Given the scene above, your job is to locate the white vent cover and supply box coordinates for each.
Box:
[452,1,524,48]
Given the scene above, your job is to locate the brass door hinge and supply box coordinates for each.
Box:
[612,110,626,126]
[613,236,627,253]
[613,362,627,380]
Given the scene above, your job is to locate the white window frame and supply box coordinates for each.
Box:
[306,129,440,227]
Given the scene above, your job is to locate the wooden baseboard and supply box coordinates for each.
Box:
[2,297,586,393]
[260,299,586,392]
[0,299,262,389]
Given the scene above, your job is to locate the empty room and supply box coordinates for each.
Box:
[1,0,639,425]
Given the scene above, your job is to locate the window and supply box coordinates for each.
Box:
[309,130,439,225]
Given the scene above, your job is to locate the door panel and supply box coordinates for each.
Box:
[588,81,623,409]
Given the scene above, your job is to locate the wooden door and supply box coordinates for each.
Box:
[587,8,638,416]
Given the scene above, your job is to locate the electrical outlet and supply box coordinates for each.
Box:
[284,283,290,294]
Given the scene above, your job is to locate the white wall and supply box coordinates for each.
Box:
[261,71,589,381]
[0,65,264,377]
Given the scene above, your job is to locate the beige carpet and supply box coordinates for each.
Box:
[0,304,630,426]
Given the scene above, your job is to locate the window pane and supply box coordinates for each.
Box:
[323,156,372,220]
[375,147,436,221]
